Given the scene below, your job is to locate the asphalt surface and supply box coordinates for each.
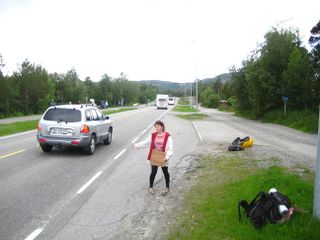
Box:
[0,105,317,240]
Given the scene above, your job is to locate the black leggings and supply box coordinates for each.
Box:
[149,165,170,188]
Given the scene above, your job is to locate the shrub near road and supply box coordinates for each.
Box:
[167,156,320,240]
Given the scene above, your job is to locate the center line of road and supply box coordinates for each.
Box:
[0,149,26,159]
[114,149,127,159]
[76,171,103,194]
[24,227,44,240]
[131,137,139,144]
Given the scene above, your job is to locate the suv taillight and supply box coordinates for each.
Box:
[37,122,42,131]
[80,124,90,133]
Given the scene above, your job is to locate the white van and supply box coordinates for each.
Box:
[156,94,169,109]
[168,97,175,105]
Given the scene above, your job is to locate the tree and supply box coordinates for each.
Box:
[309,20,320,107]
[282,47,313,110]
[230,27,307,117]
[0,75,18,116]
[213,79,223,96]
[14,60,52,113]
[200,87,220,107]
[98,74,113,105]
[257,28,299,113]
[0,54,5,76]
[230,63,250,112]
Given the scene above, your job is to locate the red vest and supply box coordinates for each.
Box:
[147,132,170,160]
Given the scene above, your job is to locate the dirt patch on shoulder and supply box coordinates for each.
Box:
[113,141,314,239]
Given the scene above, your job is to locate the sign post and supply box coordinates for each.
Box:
[282,96,288,118]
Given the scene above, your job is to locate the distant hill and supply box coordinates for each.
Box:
[137,80,187,91]
[136,73,231,91]
[198,73,232,85]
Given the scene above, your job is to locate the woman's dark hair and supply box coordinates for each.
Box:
[154,120,165,131]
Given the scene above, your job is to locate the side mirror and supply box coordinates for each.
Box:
[105,115,110,120]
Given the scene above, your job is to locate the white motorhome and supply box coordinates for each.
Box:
[156,94,169,109]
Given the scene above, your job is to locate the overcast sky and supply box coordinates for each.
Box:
[0,0,319,83]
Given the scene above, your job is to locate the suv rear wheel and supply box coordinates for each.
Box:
[103,130,112,145]
[40,144,53,152]
[84,135,96,155]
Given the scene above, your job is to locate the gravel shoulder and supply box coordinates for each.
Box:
[119,108,317,240]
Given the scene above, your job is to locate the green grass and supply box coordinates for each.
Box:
[167,156,320,240]
[175,113,208,120]
[102,107,137,115]
[178,97,189,105]
[235,109,318,134]
[0,120,38,137]
[173,105,197,112]
[261,110,318,134]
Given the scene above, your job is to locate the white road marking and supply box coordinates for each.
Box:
[131,137,139,144]
[114,149,127,159]
[76,171,103,194]
[192,121,203,142]
[24,227,44,240]
[21,108,171,240]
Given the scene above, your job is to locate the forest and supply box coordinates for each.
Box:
[0,21,319,123]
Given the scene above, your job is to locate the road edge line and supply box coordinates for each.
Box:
[192,121,203,142]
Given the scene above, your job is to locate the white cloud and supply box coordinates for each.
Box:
[0,0,319,82]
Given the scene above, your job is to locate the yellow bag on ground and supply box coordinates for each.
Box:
[240,137,253,148]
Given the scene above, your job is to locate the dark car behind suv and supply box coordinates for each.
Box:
[36,104,113,155]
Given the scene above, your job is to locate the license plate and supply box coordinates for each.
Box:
[50,128,73,135]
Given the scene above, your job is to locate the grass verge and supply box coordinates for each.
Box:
[261,110,318,134]
[178,97,189,105]
[167,156,320,240]
[173,105,197,112]
[102,107,137,115]
[0,120,38,137]
[235,109,318,134]
[0,107,137,137]
[175,113,208,121]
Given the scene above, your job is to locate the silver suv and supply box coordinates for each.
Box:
[36,104,113,155]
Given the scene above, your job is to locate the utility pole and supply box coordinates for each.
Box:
[190,82,193,107]
[196,79,198,112]
[313,105,320,219]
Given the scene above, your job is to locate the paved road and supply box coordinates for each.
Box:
[0,106,317,240]
[0,105,200,240]
[196,107,317,169]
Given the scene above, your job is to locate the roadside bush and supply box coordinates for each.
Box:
[227,96,237,107]
[262,110,318,134]
[206,94,220,108]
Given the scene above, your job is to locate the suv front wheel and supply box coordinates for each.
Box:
[84,135,96,155]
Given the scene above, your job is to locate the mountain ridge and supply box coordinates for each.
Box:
[134,73,231,91]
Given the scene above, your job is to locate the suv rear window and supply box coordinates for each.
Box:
[43,108,82,122]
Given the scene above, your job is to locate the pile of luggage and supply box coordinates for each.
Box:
[228,136,253,151]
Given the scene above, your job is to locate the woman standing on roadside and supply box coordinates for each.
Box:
[134,120,173,195]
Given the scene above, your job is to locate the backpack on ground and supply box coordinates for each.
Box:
[238,189,292,229]
[228,137,244,151]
